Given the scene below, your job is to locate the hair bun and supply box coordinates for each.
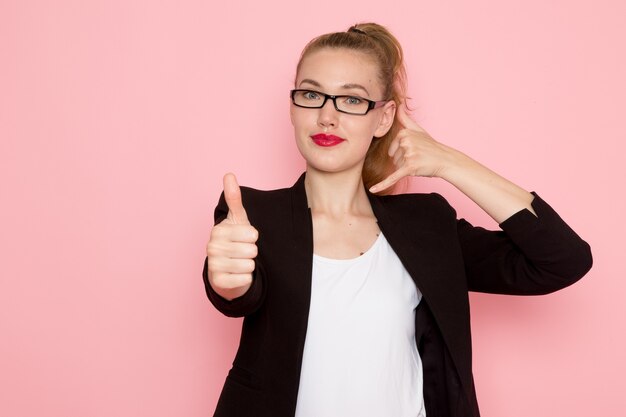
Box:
[348,26,367,35]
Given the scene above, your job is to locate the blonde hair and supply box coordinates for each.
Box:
[295,23,408,194]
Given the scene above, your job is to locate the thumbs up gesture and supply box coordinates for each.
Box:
[206,173,259,301]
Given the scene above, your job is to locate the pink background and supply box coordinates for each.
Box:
[1,0,624,416]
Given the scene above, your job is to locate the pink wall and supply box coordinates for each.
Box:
[1,0,623,416]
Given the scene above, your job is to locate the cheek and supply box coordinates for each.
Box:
[348,117,380,138]
[291,110,315,132]
[289,105,296,126]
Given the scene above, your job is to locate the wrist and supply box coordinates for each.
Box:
[436,145,474,182]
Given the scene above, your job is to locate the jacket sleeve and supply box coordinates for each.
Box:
[457,192,593,295]
[202,191,266,317]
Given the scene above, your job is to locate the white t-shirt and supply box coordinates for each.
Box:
[294,233,426,417]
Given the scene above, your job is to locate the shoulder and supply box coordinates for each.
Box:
[369,192,459,234]
[238,184,293,208]
[234,183,298,228]
[374,192,457,218]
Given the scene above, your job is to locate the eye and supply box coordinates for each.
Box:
[344,96,363,106]
[302,90,321,100]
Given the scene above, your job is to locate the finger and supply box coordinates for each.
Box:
[209,272,253,291]
[210,257,256,275]
[207,241,258,259]
[368,167,409,194]
[387,128,413,157]
[223,173,250,225]
[393,148,405,168]
[223,242,258,259]
[387,134,401,157]
[212,223,258,243]
[396,105,425,133]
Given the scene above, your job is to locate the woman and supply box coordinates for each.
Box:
[203,23,592,417]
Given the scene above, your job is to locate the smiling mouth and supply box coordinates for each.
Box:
[310,133,346,147]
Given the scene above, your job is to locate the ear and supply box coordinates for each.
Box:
[373,100,396,138]
[289,98,295,126]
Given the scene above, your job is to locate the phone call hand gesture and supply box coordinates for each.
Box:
[369,105,457,193]
[206,173,259,301]
[369,106,536,222]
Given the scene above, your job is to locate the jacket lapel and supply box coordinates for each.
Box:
[368,189,473,407]
[366,191,435,300]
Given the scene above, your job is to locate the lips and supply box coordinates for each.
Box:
[310,133,346,147]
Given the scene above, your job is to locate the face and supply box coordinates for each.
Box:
[290,48,396,176]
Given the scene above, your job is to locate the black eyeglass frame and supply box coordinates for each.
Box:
[290,89,389,115]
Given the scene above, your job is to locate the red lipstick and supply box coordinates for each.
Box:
[311,133,346,147]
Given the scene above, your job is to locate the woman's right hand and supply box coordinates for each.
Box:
[206,173,259,301]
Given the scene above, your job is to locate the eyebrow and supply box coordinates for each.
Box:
[299,79,371,96]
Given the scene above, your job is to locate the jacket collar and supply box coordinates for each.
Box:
[289,172,413,266]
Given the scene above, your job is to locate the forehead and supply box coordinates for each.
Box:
[296,48,383,97]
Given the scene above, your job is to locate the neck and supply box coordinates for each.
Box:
[304,166,372,217]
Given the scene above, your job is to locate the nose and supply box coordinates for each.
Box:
[317,97,338,128]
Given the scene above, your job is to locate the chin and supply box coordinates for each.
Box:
[305,158,365,176]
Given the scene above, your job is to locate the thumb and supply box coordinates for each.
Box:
[396,105,425,133]
[223,173,250,225]
[369,167,407,194]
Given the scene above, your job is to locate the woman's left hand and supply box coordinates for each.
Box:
[369,105,457,193]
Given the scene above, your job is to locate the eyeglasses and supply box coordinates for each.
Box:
[290,89,388,115]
